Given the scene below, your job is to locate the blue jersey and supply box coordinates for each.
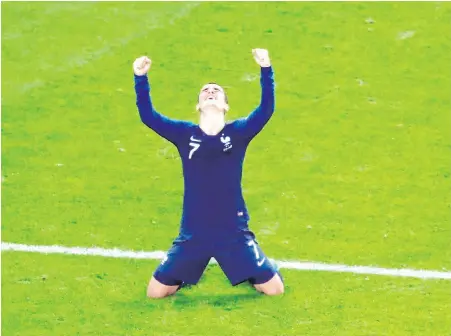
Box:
[134,66,275,242]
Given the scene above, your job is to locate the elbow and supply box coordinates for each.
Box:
[136,107,151,127]
[261,89,275,112]
[136,100,153,127]
[139,114,152,128]
[270,95,275,113]
[265,99,275,114]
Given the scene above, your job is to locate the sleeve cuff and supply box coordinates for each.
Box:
[134,74,148,80]
[261,65,273,74]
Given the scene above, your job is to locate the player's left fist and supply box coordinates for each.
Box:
[133,56,152,76]
[252,48,271,67]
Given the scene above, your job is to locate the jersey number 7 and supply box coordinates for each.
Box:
[248,240,266,267]
[189,142,200,159]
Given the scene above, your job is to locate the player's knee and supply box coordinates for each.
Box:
[255,274,285,296]
[147,286,170,299]
[147,285,179,299]
[147,277,178,299]
[261,282,284,296]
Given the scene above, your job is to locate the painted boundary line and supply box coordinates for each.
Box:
[2,242,451,280]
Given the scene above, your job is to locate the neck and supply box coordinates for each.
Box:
[199,108,225,135]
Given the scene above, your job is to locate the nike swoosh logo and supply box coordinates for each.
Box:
[190,136,202,142]
[257,258,266,267]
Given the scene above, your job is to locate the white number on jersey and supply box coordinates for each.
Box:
[248,240,266,267]
[189,142,200,159]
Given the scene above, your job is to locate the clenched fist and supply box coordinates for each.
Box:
[252,48,271,68]
[133,56,152,76]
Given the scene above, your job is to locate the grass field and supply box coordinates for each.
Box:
[2,1,451,335]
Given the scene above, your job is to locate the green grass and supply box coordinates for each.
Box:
[3,252,451,336]
[2,1,451,335]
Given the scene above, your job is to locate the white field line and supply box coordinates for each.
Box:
[2,242,451,280]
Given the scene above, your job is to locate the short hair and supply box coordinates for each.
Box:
[199,82,228,104]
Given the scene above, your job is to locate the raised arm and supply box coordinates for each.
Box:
[133,56,190,145]
[234,49,275,140]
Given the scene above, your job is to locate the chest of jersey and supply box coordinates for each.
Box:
[183,132,233,161]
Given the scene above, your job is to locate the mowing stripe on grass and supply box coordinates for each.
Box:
[2,242,451,280]
[15,2,200,93]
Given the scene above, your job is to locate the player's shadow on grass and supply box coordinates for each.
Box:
[120,292,260,312]
[173,291,262,310]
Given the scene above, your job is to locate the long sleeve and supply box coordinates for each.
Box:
[134,74,190,145]
[233,66,275,140]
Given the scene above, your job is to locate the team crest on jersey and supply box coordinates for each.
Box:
[220,134,233,152]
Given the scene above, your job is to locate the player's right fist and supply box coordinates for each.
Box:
[252,49,271,68]
[133,56,151,76]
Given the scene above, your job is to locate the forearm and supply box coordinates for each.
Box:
[134,74,184,143]
[242,66,275,136]
[135,74,157,126]
[259,66,275,116]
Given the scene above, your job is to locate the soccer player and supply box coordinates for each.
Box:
[133,49,284,298]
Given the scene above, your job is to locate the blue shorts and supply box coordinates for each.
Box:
[153,237,278,287]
